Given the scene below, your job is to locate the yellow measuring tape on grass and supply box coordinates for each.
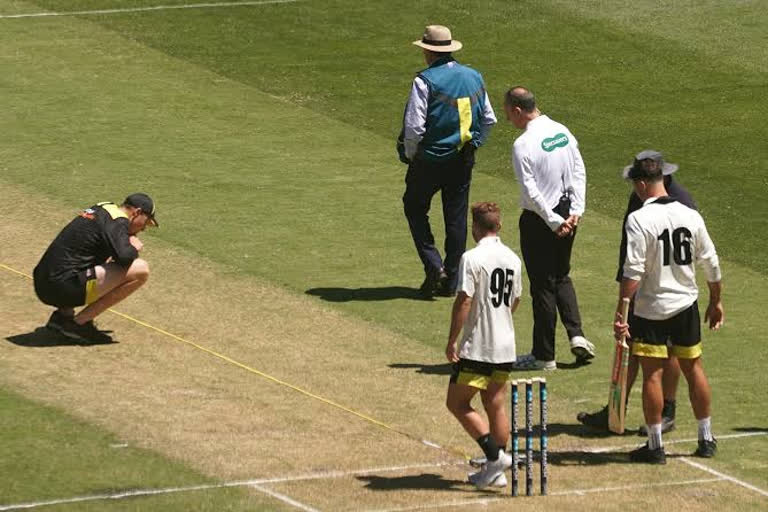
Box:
[1,262,471,461]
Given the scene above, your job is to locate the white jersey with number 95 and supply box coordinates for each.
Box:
[457,236,523,363]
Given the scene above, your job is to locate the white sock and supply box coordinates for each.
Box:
[647,423,663,450]
[698,417,714,441]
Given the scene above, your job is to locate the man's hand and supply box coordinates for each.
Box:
[129,235,143,252]
[613,310,630,341]
[445,341,460,363]
[555,222,572,238]
[566,215,580,229]
[705,301,724,330]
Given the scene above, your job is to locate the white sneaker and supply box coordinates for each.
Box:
[468,469,507,488]
[470,450,512,489]
[512,358,556,371]
[570,335,596,361]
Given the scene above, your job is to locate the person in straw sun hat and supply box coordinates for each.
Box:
[398,25,497,299]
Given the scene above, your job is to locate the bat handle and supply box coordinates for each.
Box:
[619,297,631,345]
[620,297,630,323]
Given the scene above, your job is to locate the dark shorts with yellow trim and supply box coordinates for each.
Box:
[33,267,99,308]
[450,359,516,390]
[630,301,702,359]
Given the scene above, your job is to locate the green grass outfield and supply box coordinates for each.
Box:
[1,0,766,509]
[0,388,279,510]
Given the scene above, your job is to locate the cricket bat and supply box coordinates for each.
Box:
[608,298,631,434]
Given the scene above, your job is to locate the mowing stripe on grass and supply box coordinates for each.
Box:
[1,432,764,510]
[0,461,462,511]
[0,262,470,462]
[678,457,768,498]
[0,0,300,19]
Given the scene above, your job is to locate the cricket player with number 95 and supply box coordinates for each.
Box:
[614,153,723,464]
[444,202,523,488]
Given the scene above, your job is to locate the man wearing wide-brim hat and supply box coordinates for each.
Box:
[398,25,497,299]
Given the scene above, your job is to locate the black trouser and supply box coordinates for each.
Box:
[402,148,474,291]
[519,210,584,361]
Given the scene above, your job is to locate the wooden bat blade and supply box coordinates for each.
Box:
[608,297,631,434]
[608,340,629,433]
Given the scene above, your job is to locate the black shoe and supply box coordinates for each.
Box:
[419,268,446,298]
[638,401,676,435]
[419,277,437,298]
[46,310,72,332]
[638,417,675,436]
[629,443,666,464]
[661,399,676,420]
[694,438,717,458]
[577,405,609,430]
[434,270,455,297]
[57,317,113,343]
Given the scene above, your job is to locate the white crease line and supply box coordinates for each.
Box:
[364,478,726,512]
[0,0,300,19]
[585,431,767,453]
[250,484,320,512]
[2,432,765,510]
[0,461,460,511]
[678,457,768,498]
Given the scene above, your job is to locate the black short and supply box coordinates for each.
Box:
[630,301,702,359]
[33,268,95,308]
[449,358,516,388]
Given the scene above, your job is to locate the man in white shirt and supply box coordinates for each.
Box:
[504,87,594,370]
[398,25,497,298]
[614,152,724,463]
[445,202,522,489]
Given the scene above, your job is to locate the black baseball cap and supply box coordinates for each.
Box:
[622,150,679,181]
[124,193,158,227]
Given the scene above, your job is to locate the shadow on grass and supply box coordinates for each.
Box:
[391,360,590,377]
[388,362,453,375]
[555,359,592,370]
[545,422,638,439]
[548,450,629,466]
[6,327,116,347]
[356,473,482,492]
[550,450,688,466]
[509,360,592,372]
[305,286,428,302]
[732,427,768,433]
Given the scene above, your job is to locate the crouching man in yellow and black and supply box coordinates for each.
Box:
[33,193,157,342]
[445,202,523,489]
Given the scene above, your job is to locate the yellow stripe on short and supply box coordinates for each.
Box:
[85,279,99,305]
[456,370,510,390]
[457,96,472,150]
[671,343,702,359]
[631,341,668,358]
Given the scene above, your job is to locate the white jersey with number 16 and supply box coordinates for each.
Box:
[624,197,721,320]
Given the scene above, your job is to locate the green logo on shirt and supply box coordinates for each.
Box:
[541,133,569,152]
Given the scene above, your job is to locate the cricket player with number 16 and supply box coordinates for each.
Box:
[614,152,723,464]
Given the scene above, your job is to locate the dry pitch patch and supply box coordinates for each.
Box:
[1,182,764,510]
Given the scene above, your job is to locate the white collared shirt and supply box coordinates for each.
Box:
[457,236,523,363]
[511,115,586,230]
[624,197,721,320]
